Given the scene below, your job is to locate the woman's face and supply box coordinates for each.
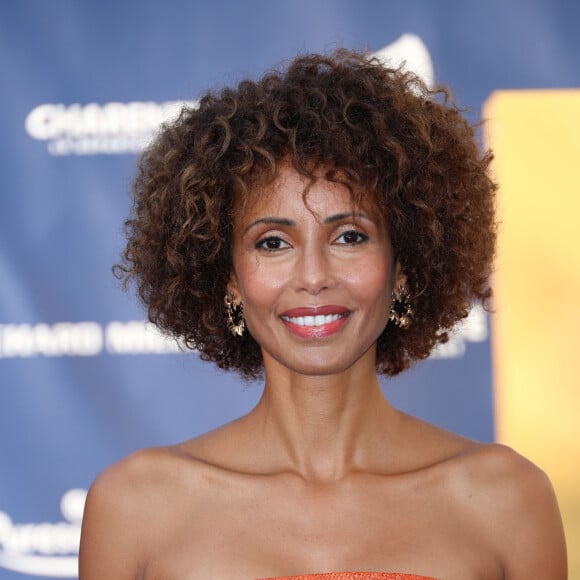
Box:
[230,163,403,377]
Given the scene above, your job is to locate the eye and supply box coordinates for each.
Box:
[255,236,290,251]
[335,230,368,245]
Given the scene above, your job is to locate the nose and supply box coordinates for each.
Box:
[294,245,335,295]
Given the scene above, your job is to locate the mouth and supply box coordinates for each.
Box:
[279,306,350,338]
[280,312,348,326]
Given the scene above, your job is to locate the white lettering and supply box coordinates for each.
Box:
[24,104,66,140]
[60,489,86,525]
[47,136,149,155]
[0,322,102,358]
[95,101,170,136]
[105,320,181,354]
[0,320,185,358]
[26,100,198,157]
[0,490,86,577]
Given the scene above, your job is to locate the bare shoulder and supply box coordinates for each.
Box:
[88,446,182,498]
[83,444,212,523]
[447,443,567,579]
[397,415,566,577]
[79,446,209,580]
[449,442,560,509]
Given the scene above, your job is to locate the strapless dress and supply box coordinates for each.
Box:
[258,573,437,579]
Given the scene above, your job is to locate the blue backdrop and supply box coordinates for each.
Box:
[1,1,579,578]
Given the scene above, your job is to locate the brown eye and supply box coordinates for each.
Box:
[336,230,368,245]
[256,236,289,251]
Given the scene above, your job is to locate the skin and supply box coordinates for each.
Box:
[79,164,567,580]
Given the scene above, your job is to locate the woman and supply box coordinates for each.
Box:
[79,49,567,579]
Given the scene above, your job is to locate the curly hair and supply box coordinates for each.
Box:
[116,48,496,380]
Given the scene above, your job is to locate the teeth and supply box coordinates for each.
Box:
[283,313,344,326]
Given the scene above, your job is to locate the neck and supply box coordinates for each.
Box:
[249,350,399,482]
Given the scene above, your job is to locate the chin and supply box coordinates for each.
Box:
[268,352,365,378]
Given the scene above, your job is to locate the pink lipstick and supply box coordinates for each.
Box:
[280,306,350,338]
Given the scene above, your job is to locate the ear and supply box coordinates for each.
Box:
[226,272,242,304]
[393,261,407,295]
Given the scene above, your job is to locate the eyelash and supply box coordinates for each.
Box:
[255,229,368,251]
[255,236,289,251]
[336,230,368,245]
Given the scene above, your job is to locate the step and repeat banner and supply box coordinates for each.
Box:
[1,1,579,578]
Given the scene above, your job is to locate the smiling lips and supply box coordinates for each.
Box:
[280,306,350,338]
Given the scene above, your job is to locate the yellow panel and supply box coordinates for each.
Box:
[484,89,580,571]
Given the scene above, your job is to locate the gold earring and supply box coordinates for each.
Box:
[224,294,245,336]
[389,285,413,329]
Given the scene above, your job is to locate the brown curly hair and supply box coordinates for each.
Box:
[116,48,496,380]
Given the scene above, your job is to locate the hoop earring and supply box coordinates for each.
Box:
[224,294,245,336]
[389,285,413,329]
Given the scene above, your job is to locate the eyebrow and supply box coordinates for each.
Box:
[245,212,370,233]
[323,212,369,224]
[244,217,295,233]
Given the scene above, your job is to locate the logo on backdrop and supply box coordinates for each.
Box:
[0,320,181,358]
[0,489,86,577]
[25,100,198,156]
[24,34,434,157]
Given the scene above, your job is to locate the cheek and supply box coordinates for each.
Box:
[236,259,289,304]
[343,261,392,301]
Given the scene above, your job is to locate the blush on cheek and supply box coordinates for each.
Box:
[347,267,391,294]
